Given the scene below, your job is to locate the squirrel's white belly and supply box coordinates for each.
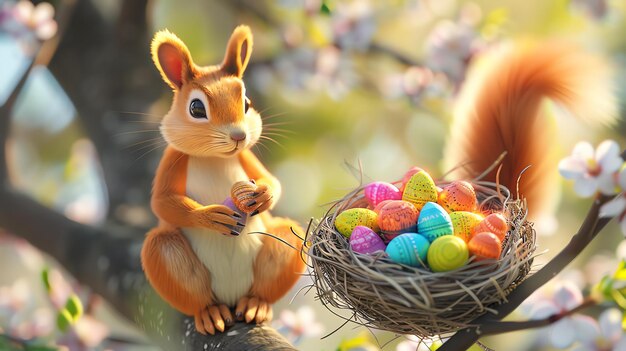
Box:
[182,156,264,306]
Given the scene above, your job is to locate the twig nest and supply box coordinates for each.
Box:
[308,165,536,337]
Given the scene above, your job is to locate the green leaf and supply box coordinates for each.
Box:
[41,268,51,293]
[320,2,331,15]
[64,294,83,321]
[56,309,73,332]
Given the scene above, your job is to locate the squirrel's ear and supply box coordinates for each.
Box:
[151,30,194,89]
[221,25,253,78]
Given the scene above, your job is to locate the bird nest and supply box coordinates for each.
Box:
[307,179,536,338]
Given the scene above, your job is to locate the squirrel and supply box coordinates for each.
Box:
[140,25,305,336]
[443,41,617,222]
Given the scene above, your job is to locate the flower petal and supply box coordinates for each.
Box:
[596,140,622,173]
[559,157,588,179]
[573,141,595,160]
[574,176,598,197]
[554,282,583,310]
[598,172,621,195]
[600,196,626,218]
[572,314,601,345]
[599,308,623,343]
[529,300,560,320]
[613,336,626,350]
[619,166,626,190]
[550,318,577,349]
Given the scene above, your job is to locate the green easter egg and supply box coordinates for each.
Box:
[334,208,379,238]
[427,236,469,272]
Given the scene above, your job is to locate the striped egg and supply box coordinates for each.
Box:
[473,213,508,241]
[385,233,430,267]
[427,235,469,272]
[350,226,386,254]
[334,208,379,238]
[449,211,484,242]
[402,170,438,210]
[377,200,419,243]
[399,166,423,192]
[468,232,502,261]
[364,182,402,208]
[438,181,478,213]
[417,202,453,242]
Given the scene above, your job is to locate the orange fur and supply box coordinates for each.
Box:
[141,226,213,315]
[250,216,305,303]
[141,26,304,332]
[444,42,616,220]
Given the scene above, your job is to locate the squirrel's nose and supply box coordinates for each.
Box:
[230,130,246,142]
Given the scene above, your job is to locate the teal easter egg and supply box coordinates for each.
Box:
[385,233,430,267]
[418,202,453,242]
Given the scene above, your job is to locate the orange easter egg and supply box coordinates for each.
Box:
[373,200,393,215]
[473,213,508,241]
[438,181,478,213]
[377,200,419,242]
[468,232,502,261]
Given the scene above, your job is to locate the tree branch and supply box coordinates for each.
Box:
[476,297,598,335]
[440,151,626,351]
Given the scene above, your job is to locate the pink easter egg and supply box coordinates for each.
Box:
[350,226,387,254]
[364,182,402,208]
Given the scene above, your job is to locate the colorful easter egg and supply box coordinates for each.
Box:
[438,181,478,212]
[364,182,402,208]
[417,202,454,242]
[449,211,484,242]
[468,232,502,261]
[385,233,430,267]
[473,213,508,241]
[399,166,423,192]
[350,226,386,254]
[334,208,379,238]
[377,200,419,243]
[373,200,393,215]
[222,197,247,222]
[427,235,469,272]
[402,170,438,210]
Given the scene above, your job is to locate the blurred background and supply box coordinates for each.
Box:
[0,0,625,350]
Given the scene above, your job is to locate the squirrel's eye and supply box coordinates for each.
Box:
[189,99,207,119]
[244,97,251,114]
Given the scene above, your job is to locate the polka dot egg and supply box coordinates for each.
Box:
[402,170,438,210]
[438,181,478,213]
[449,211,484,242]
[377,200,419,243]
[334,208,379,238]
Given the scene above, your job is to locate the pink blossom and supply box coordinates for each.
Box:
[559,140,624,197]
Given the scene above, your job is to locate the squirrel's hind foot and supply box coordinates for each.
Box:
[194,304,234,335]
[235,296,273,324]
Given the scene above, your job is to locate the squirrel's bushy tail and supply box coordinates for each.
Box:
[444,41,617,221]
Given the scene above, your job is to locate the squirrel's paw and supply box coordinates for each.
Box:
[194,205,245,236]
[235,296,273,324]
[194,304,234,335]
[231,181,274,216]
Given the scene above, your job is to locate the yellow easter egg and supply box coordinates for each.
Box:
[334,208,379,238]
[450,211,484,242]
[402,170,438,210]
[427,236,469,272]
